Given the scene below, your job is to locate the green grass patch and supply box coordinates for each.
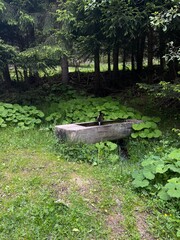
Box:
[0,128,156,240]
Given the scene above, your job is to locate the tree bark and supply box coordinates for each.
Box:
[107,49,111,73]
[94,47,101,95]
[112,43,119,85]
[131,45,135,71]
[61,54,69,84]
[123,49,126,72]
[136,34,146,73]
[3,64,11,84]
[23,67,28,81]
[14,64,19,82]
[147,27,153,83]
[168,60,177,82]
[148,27,153,71]
[159,30,166,72]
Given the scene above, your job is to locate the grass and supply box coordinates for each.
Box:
[10,62,132,80]
[0,128,159,240]
[0,81,179,239]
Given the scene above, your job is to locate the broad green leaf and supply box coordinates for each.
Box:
[158,189,170,200]
[167,188,180,198]
[141,159,155,167]
[169,149,180,160]
[106,142,117,151]
[168,164,180,173]
[142,116,152,121]
[0,117,4,124]
[139,132,147,138]
[151,117,161,123]
[132,179,149,188]
[132,171,143,180]
[131,132,138,138]
[156,164,168,173]
[0,106,5,112]
[132,123,144,131]
[143,169,155,180]
[153,129,162,138]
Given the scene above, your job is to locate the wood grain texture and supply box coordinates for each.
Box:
[55,120,142,144]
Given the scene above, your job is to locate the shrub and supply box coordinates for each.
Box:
[132,148,180,200]
[0,102,44,130]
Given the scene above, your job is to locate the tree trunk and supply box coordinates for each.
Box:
[112,43,119,85]
[23,67,28,81]
[168,60,177,82]
[148,27,153,70]
[159,30,166,72]
[94,47,101,95]
[3,64,11,84]
[131,45,135,71]
[147,27,153,83]
[14,64,19,82]
[107,50,111,73]
[136,35,146,73]
[123,49,126,72]
[61,55,69,84]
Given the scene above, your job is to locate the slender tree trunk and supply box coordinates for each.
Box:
[3,64,11,84]
[94,47,101,95]
[136,35,146,73]
[112,43,119,85]
[159,30,166,72]
[147,27,153,83]
[14,64,19,82]
[148,27,153,70]
[107,49,111,73]
[61,54,69,84]
[131,46,135,71]
[168,60,177,82]
[23,68,28,81]
[123,49,126,72]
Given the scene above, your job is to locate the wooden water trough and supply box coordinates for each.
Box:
[55,119,142,144]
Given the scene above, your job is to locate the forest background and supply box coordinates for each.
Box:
[0,0,179,239]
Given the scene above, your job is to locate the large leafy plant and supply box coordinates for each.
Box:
[46,96,162,139]
[56,140,119,165]
[0,102,44,130]
[132,148,180,200]
[131,116,162,139]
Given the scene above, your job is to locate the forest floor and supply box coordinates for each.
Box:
[0,128,157,240]
[0,77,179,239]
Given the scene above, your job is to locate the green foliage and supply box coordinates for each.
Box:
[0,0,5,14]
[138,81,180,101]
[1,83,81,106]
[45,94,162,139]
[132,148,180,201]
[46,96,141,125]
[18,45,63,74]
[0,102,44,130]
[18,10,34,32]
[56,141,119,165]
[0,190,105,239]
[0,39,17,68]
[150,2,180,31]
[131,117,162,139]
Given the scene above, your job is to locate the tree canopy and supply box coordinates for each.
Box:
[0,0,179,91]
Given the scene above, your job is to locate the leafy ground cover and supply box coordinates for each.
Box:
[0,83,179,239]
[0,127,179,240]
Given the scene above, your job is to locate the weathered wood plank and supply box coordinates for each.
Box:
[55,119,142,144]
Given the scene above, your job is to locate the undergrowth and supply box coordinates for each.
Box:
[0,83,179,239]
